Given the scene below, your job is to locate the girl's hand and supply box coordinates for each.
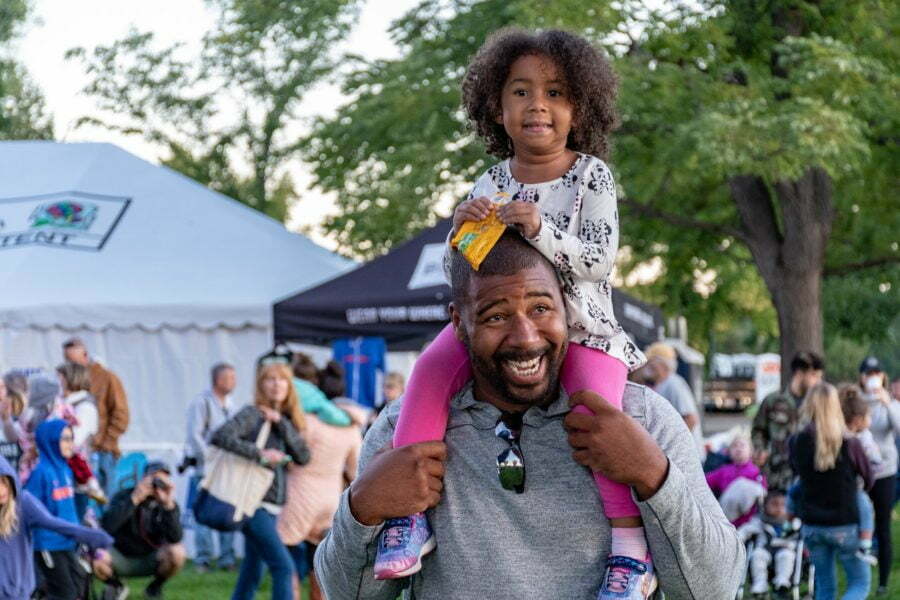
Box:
[452,197,493,234]
[260,406,282,423]
[260,448,285,465]
[498,201,541,239]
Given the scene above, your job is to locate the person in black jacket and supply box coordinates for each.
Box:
[790,383,873,600]
[211,362,310,600]
[93,461,185,599]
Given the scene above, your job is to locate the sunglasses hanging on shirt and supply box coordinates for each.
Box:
[495,414,525,494]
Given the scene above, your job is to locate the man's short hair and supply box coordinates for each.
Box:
[449,229,554,306]
[790,351,824,374]
[210,362,234,386]
[62,337,85,350]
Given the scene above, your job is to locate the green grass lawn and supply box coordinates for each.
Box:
[108,510,900,599]
[96,567,307,599]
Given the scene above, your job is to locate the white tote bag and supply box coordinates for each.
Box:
[195,420,275,530]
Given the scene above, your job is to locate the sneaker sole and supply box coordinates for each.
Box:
[374,535,437,580]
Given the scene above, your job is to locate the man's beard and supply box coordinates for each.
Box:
[465,335,566,408]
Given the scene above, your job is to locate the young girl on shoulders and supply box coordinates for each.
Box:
[376,28,654,599]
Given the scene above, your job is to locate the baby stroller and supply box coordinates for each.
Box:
[736,517,814,600]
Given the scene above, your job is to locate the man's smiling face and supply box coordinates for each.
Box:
[450,260,568,412]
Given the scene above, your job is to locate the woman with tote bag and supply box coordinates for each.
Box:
[210,363,310,600]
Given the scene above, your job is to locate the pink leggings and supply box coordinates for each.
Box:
[393,323,640,519]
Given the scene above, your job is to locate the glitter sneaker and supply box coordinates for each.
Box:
[598,555,658,599]
[373,512,435,580]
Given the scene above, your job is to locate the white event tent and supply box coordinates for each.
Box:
[0,141,350,457]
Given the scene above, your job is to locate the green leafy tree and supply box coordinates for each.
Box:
[0,0,53,140]
[306,0,898,380]
[67,0,361,221]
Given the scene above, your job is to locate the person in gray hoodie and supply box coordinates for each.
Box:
[858,356,900,594]
[0,454,112,600]
[315,232,745,600]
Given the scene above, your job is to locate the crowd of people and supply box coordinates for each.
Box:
[701,351,900,599]
[0,337,404,600]
[2,24,896,600]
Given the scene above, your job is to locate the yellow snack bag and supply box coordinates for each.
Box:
[451,192,512,270]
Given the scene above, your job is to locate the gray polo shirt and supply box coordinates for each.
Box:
[654,373,697,417]
[315,382,744,599]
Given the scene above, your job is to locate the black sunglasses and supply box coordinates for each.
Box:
[495,418,525,494]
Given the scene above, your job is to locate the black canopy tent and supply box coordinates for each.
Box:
[274,219,664,351]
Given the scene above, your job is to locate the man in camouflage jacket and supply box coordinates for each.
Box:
[751,352,824,492]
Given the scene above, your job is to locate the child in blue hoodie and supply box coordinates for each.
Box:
[25,419,91,600]
[0,454,112,600]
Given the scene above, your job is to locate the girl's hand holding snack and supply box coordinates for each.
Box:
[498,201,541,239]
[452,196,493,234]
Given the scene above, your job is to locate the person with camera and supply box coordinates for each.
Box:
[94,461,185,600]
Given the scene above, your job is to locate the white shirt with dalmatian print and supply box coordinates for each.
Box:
[457,152,646,371]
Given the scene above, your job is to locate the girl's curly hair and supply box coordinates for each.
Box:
[462,28,619,159]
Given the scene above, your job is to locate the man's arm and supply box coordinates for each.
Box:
[155,504,184,544]
[185,397,207,460]
[101,489,138,535]
[634,388,746,599]
[751,396,770,455]
[670,377,699,428]
[104,371,130,442]
[276,418,311,466]
[314,404,408,600]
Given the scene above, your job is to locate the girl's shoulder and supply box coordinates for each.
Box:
[578,154,615,184]
[234,404,261,419]
[470,160,511,195]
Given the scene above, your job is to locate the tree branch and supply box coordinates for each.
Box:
[824,256,900,277]
[619,196,745,241]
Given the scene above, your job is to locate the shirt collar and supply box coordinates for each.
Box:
[205,388,232,408]
[448,381,570,430]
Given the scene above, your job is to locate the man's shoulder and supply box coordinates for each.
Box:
[622,382,683,428]
[761,389,793,408]
[190,390,213,407]
[367,400,402,439]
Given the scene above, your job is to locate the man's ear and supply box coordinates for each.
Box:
[448,303,466,342]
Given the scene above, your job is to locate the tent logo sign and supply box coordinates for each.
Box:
[30,201,98,230]
[0,191,130,251]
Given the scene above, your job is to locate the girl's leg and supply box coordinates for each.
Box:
[393,323,471,447]
[836,525,871,600]
[35,550,81,600]
[561,344,640,522]
[802,527,837,600]
[287,543,309,581]
[375,324,471,580]
[563,344,655,598]
[248,509,294,600]
[231,517,265,600]
[856,489,874,548]
[868,475,895,588]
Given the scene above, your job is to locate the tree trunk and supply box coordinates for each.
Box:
[729,167,834,384]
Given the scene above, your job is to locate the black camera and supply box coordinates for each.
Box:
[151,477,170,491]
[176,455,198,474]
